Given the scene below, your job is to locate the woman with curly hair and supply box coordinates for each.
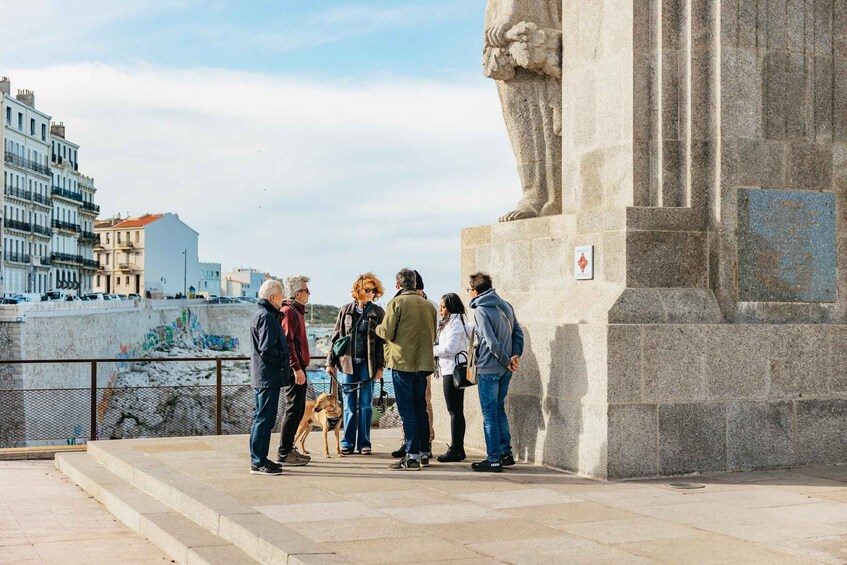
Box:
[326,273,386,455]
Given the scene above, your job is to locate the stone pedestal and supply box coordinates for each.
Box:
[440,1,847,479]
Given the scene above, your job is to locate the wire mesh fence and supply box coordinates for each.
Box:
[0,356,398,447]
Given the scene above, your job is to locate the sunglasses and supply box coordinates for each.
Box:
[297,288,311,295]
[364,288,377,294]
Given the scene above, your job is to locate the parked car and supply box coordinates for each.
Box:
[84,293,107,301]
[207,296,237,304]
[64,295,82,302]
[1,298,22,304]
[106,294,122,301]
[126,293,141,300]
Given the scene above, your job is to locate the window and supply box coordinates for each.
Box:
[17,112,22,130]
[41,124,46,141]
[30,118,35,135]
[125,276,129,285]
[5,107,9,124]
[96,275,100,286]
[117,277,121,286]
[135,231,139,243]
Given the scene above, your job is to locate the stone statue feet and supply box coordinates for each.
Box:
[499,209,538,222]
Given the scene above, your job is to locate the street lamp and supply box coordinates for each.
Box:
[182,249,187,298]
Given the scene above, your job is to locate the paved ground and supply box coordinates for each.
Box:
[12,428,847,563]
[0,460,169,564]
[93,429,847,563]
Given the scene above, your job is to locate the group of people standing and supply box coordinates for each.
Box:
[247,268,523,475]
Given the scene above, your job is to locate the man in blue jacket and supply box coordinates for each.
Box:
[249,279,292,475]
[468,272,524,472]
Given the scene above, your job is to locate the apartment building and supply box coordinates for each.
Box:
[221,268,268,298]
[0,76,101,296]
[94,213,199,297]
[1,80,52,295]
[198,262,221,297]
[50,123,99,294]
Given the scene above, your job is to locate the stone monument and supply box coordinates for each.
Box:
[437,1,847,479]
[484,0,563,221]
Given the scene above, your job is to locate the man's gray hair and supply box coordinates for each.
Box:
[258,279,283,300]
[284,275,310,298]
[396,268,416,291]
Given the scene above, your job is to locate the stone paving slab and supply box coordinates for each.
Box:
[52,429,847,563]
[0,460,168,564]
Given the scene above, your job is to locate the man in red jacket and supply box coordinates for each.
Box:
[276,275,311,466]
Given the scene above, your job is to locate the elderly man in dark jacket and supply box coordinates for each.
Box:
[249,279,292,475]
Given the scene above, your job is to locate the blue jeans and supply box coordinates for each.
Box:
[392,369,430,458]
[249,387,280,466]
[477,371,512,463]
[340,362,374,451]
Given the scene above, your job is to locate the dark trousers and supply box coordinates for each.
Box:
[277,380,307,457]
[249,387,280,466]
[441,374,466,450]
[393,369,430,457]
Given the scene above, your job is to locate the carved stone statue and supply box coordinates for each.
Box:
[484,0,562,222]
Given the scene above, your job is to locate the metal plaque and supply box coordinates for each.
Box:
[737,188,835,302]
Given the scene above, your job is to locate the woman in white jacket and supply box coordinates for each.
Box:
[433,293,472,462]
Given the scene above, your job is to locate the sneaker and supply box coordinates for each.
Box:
[277,451,309,467]
[391,442,407,458]
[471,460,502,473]
[421,454,430,467]
[250,463,282,476]
[500,453,515,467]
[388,456,421,471]
[437,447,466,463]
[293,447,311,461]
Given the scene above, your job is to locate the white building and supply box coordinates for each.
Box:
[0,77,101,297]
[198,262,221,297]
[1,80,53,295]
[94,213,199,297]
[50,123,98,295]
[221,268,267,298]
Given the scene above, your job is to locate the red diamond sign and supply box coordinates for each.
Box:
[574,245,594,280]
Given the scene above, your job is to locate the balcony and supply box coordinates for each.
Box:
[117,262,139,272]
[5,150,50,177]
[51,252,83,265]
[31,192,53,207]
[79,231,99,244]
[6,252,31,265]
[51,187,84,204]
[80,201,100,215]
[117,241,134,250]
[52,219,81,234]
[5,219,32,233]
[4,184,32,203]
[39,256,51,267]
[31,224,53,238]
[81,258,100,270]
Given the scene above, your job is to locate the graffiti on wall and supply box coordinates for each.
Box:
[142,308,239,352]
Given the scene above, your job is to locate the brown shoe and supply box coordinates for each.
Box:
[277,451,309,466]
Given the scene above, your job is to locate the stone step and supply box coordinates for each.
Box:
[84,441,346,564]
[56,452,263,565]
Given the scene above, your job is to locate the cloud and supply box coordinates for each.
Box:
[7,63,519,304]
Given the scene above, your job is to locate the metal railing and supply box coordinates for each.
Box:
[52,219,82,233]
[5,219,31,233]
[32,224,53,238]
[81,258,100,269]
[79,231,98,244]
[81,201,100,214]
[5,252,30,264]
[32,193,53,207]
[5,150,50,176]
[51,252,82,264]
[0,354,384,447]
[4,184,32,202]
[51,187,84,203]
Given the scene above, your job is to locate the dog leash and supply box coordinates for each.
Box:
[324,370,374,393]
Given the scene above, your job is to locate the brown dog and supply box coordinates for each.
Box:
[294,393,344,458]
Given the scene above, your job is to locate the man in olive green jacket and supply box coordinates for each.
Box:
[376,268,437,470]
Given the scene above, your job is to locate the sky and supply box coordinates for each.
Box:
[3,0,519,306]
